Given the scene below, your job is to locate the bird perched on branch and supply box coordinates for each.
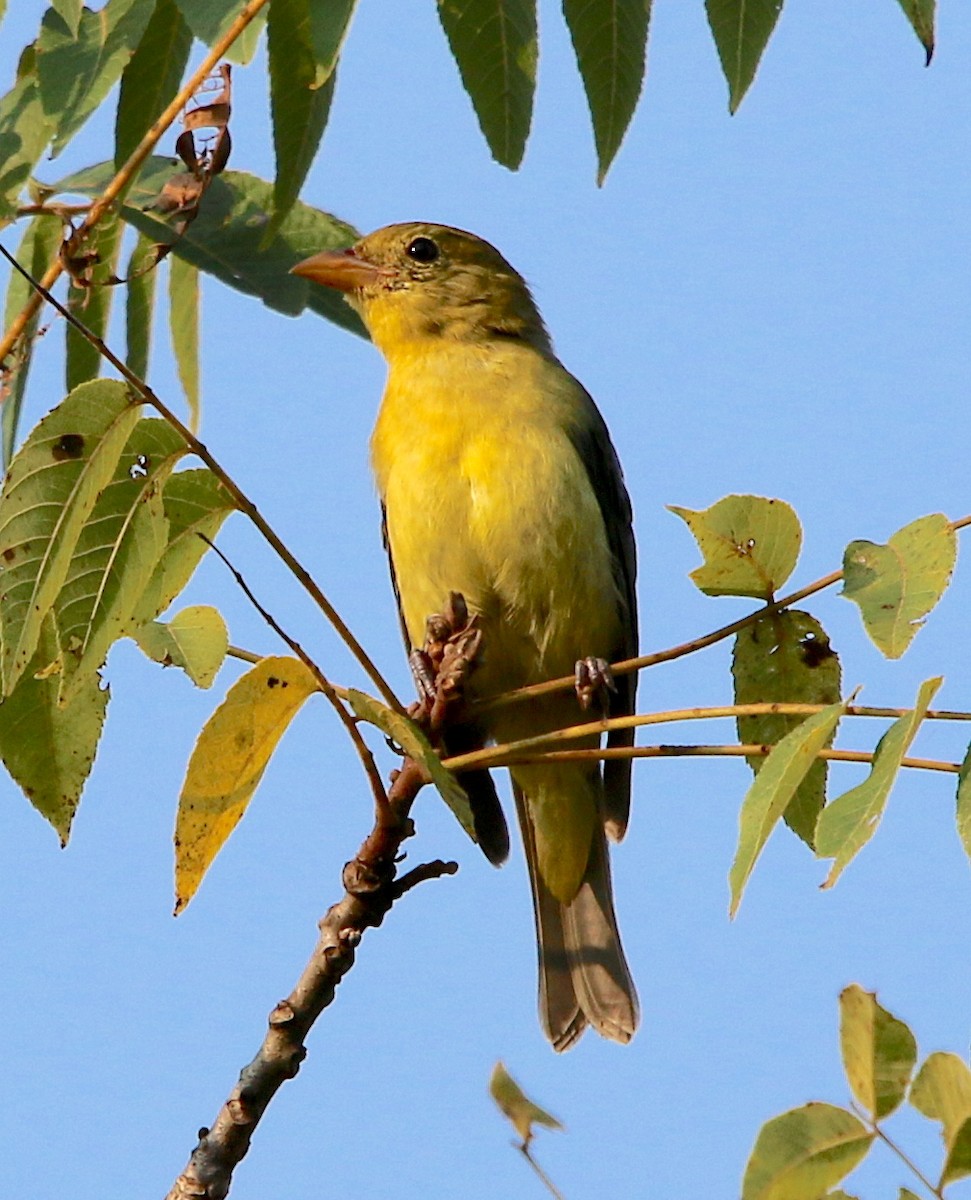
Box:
[293,224,639,1050]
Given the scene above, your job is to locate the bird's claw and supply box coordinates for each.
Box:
[575,656,616,712]
[413,592,482,733]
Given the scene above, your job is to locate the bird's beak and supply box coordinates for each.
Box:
[290,248,385,292]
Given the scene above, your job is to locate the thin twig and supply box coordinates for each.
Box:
[853,1105,943,1199]
[473,742,960,775]
[518,1143,566,1200]
[0,0,272,369]
[444,702,971,774]
[202,536,387,809]
[0,243,402,715]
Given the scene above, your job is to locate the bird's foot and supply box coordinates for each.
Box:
[414,592,482,733]
[575,656,616,712]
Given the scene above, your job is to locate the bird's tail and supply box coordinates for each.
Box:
[514,784,639,1052]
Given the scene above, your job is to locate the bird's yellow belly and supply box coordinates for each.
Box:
[377,414,621,714]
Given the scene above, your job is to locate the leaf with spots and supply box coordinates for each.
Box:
[54,417,189,705]
[133,603,228,688]
[670,494,802,599]
[346,688,477,845]
[741,1103,873,1200]
[175,656,320,912]
[733,610,841,846]
[0,380,141,696]
[816,676,942,888]
[437,0,537,170]
[842,513,956,660]
[0,612,107,844]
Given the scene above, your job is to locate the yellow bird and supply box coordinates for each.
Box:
[293,224,639,1050]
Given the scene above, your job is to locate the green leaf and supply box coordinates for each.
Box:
[133,603,228,688]
[842,513,956,660]
[839,985,917,1120]
[168,254,200,431]
[346,688,478,845]
[816,676,942,888]
[0,380,140,694]
[956,742,971,868]
[733,611,842,846]
[0,77,57,216]
[895,0,935,64]
[670,494,802,599]
[562,0,651,184]
[437,0,537,170]
[65,212,123,389]
[124,231,158,380]
[489,1061,563,1144]
[307,0,358,77]
[54,417,189,704]
[114,0,193,169]
[36,0,156,157]
[265,0,339,243]
[741,1103,873,1200]
[910,1051,971,1139]
[130,467,236,626]
[172,0,268,64]
[728,701,844,918]
[51,159,365,335]
[2,214,63,466]
[175,656,319,912]
[705,0,784,114]
[52,0,83,37]
[943,1117,971,1186]
[899,1190,922,1200]
[0,612,107,844]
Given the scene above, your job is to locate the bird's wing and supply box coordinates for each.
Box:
[381,502,413,653]
[568,396,638,841]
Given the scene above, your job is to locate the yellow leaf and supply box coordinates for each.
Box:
[489,1061,563,1145]
[174,656,319,912]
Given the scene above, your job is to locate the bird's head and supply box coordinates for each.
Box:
[291,223,550,357]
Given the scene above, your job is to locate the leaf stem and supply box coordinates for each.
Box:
[852,1105,943,1199]
[0,0,272,370]
[518,1143,566,1200]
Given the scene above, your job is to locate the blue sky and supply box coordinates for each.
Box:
[2,3,971,1197]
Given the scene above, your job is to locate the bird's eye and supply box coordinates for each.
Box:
[406,236,439,264]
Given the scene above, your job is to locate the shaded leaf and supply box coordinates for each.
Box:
[842,513,956,659]
[562,0,651,184]
[134,603,228,688]
[0,612,107,843]
[741,1103,873,1200]
[0,77,57,217]
[0,380,140,694]
[437,0,537,170]
[733,610,841,846]
[346,688,478,844]
[175,656,319,912]
[943,1117,971,1186]
[124,230,158,380]
[168,253,200,430]
[172,0,268,64]
[36,0,156,156]
[839,985,917,1120]
[705,0,784,114]
[265,0,338,243]
[130,467,236,626]
[51,159,365,334]
[956,742,971,868]
[65,213,123,389]
[54,417,188,704]
[817,677,942,888]
[670,494,802,599]
[115,0,193,168]
[895,0,935,64]
[729,701,844,918]
[489,1061,563,1145]
[2,214,63,465]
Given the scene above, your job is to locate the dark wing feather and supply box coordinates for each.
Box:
[567,397,638,841]
[380,504,510,865]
